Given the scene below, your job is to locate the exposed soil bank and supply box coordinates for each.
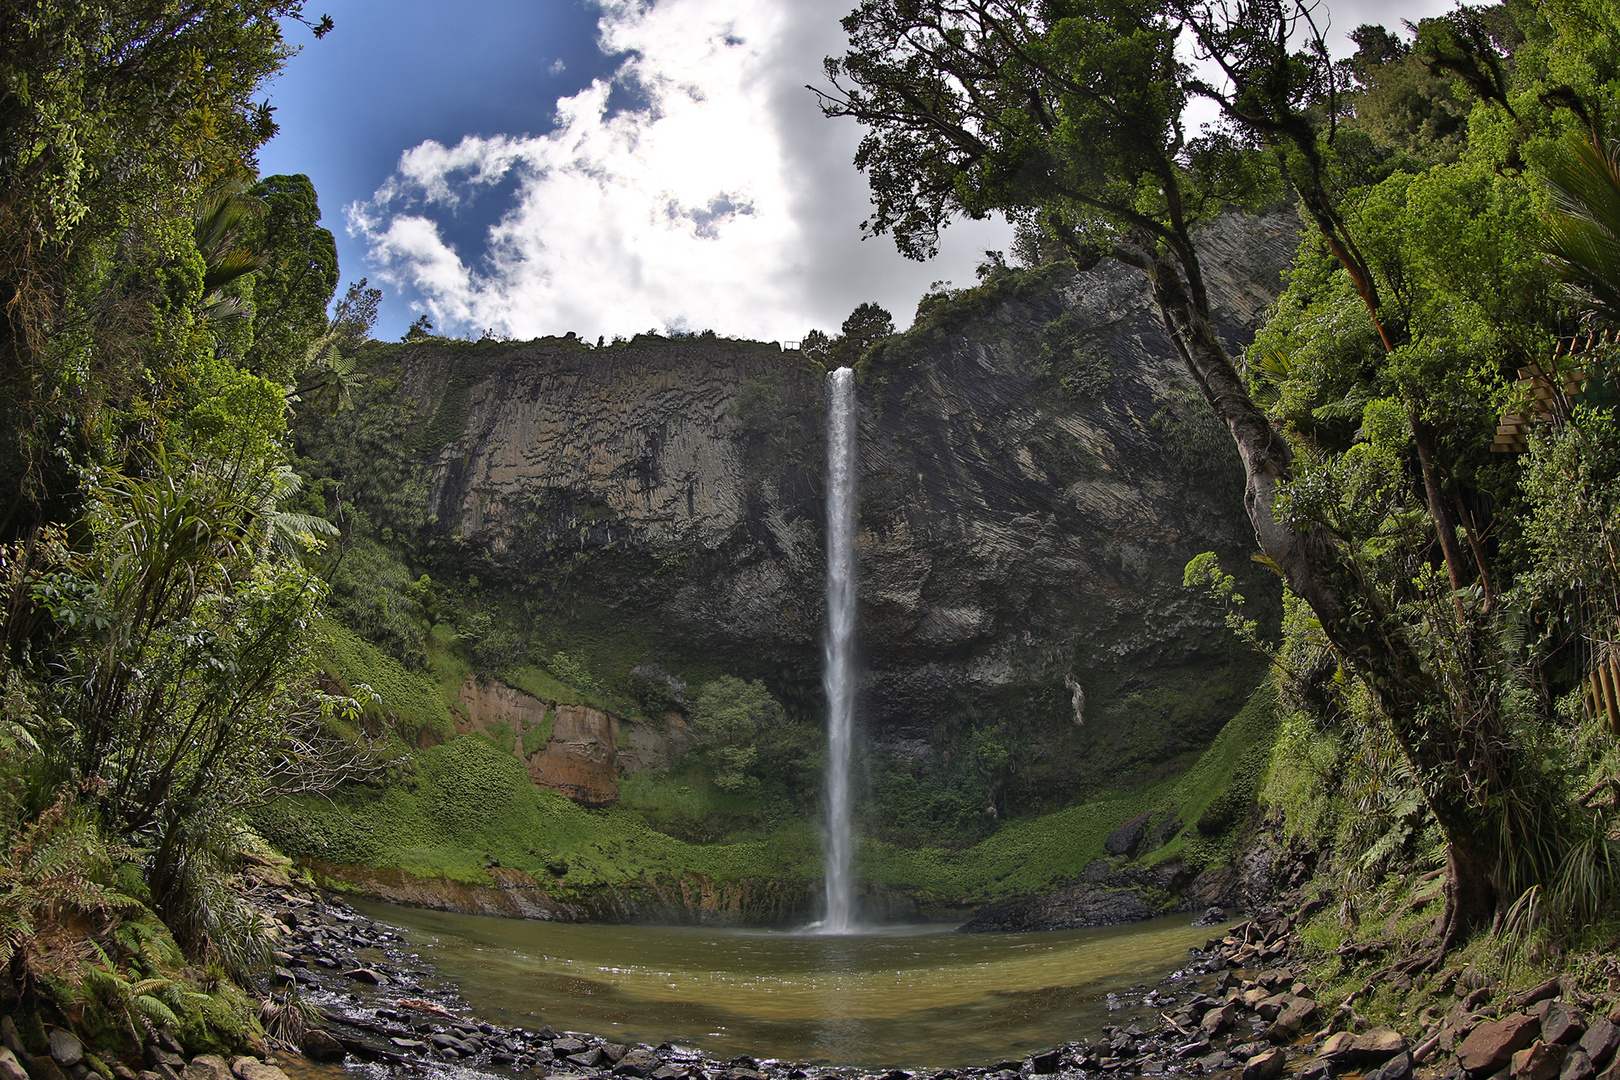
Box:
[306,860,944,927]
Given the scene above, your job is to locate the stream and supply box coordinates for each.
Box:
[351,901,1215,1069]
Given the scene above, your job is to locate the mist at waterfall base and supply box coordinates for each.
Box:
[818,366,858,935]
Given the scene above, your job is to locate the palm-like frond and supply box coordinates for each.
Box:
[192,187,268,323]
[286,339,366,414]
[1541,133,1620,324]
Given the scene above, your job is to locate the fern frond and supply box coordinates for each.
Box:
[134,995,181,1029]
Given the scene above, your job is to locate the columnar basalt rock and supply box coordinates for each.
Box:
[303,213,1296,804]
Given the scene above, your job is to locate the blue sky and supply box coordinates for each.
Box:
[259,0,624,340]
[259,0,1458,345]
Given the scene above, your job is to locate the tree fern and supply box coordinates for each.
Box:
[1540,132,1620,323]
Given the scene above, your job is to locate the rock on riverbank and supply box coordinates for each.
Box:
[31,877,1612,1080]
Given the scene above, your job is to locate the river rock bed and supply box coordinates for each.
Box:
[248,887,1620,1080]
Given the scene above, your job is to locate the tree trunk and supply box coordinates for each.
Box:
[1139,246,1503,942]
[1439,830,1500,950]
[1411,412,1470,621]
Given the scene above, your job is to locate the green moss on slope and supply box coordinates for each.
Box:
[257,680,1278,910]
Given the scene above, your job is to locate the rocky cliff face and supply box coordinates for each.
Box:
[301,213,1295,810]
[455,676,693,806]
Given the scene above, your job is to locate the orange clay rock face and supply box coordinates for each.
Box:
[456,676,692,808]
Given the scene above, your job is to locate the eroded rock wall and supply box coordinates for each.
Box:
[454,676,694,807]
[307,213,1294,805]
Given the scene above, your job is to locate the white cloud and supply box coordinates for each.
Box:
[346,0,1011,343]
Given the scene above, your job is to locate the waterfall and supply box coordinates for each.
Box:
[821,366,858,933]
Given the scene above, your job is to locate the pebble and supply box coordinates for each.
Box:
[28,876,1595,1080]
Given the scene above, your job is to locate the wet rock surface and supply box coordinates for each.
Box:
[29,877,1610,1080]
[233,886,1331,1080]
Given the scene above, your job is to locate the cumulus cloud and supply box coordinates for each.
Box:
[346,0,1010,343]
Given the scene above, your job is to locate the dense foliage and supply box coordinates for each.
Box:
[0,0,380,1054]
[824,0,1620,952]
[5,0,1620,1061]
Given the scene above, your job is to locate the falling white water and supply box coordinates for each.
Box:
[821,366,858,934]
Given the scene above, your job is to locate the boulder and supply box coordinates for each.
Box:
[1537,1004,1587,1046]
[232,1063,290,1080]
[1242,1048,1287,1080]
[181,1057,229,1080]
[1320,1032,1357,1059]
[1562,1050,1597,1080]
[1105,813,1154,858]
[1256,993,1290,1019]
[1580,1021,1620,1068]
[144,1049,183,1072]
[341,968,386,985]
[1029,1049,1064,1075]
[1202,1002,1238,1037]
[1513,1041,1567,1080]
[27,1059,65,1080]
[0,1019,24,1062]
[1268,997,1320,1043]
[1298,1058,1333,1080]
[47,1033,82,1069]
[1460,1016,1543,1074]
[298,1031,345,1063]
[1350,1028,1409,1064]
[1366,1052,1415,1080]
[613,1049,661,1078]
[0,1047,29,1080]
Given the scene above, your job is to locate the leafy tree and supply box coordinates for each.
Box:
[0,1,314,536]
[287,279,379,414]
[801,328,834,365]
[191,184,270,327]
[1540,132,1620,323]
[833,302,896,365]
[0,3,372,997]
[4,455,372,963]
[800,304,897,369]
[243,174,341,380]
[820,0,1620,947]
[690,677,785,793]
[1343,24,1472,165]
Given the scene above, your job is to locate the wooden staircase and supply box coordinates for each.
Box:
[1492,331,1619,453]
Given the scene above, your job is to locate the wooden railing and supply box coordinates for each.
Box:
[1492,331,1618,453]
[1588,643,1620,734]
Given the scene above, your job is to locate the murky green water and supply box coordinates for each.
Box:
[354,901,1213,1070]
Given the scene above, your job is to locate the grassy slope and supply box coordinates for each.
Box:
[261,620,1279,906]
[865,681,1278,901]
